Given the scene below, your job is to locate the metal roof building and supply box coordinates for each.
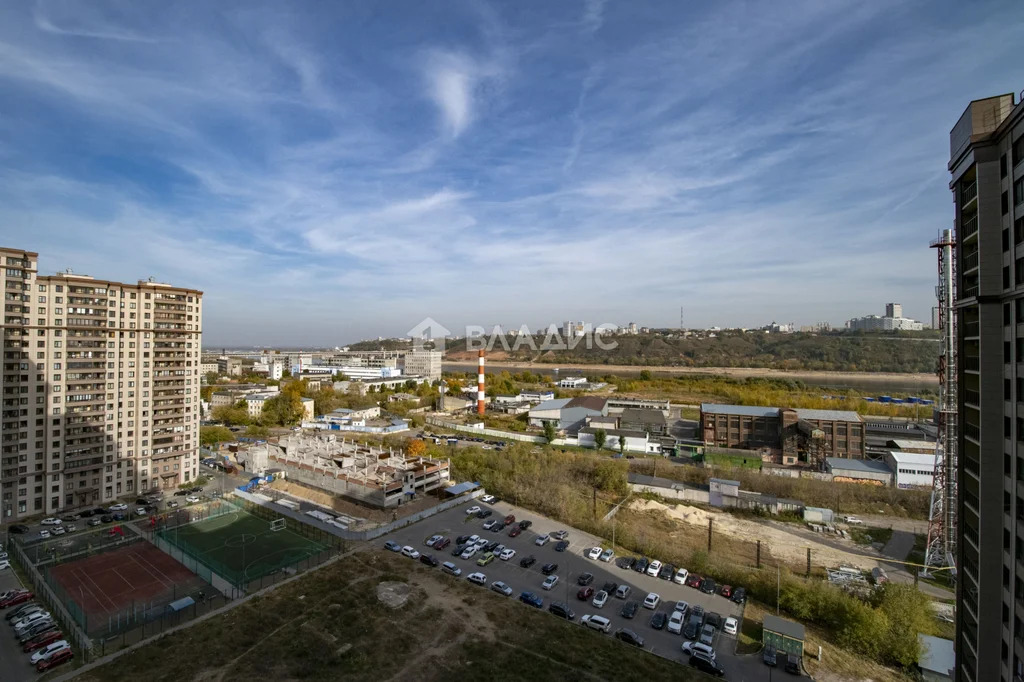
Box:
[825,456,892,485]
[763,614,805,657]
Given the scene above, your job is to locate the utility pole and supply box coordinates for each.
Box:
[806,548,811,578]
[756,540,761,569]
[707,518,713,553]
[777,564,780,615]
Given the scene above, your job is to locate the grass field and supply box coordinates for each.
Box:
[72,549,709,682]
[157,509,328,585]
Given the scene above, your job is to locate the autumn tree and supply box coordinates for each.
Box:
[406,439,427,457]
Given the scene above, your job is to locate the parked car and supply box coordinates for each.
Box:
[541,562,558,575]
[673,567,690,585]
[586,546,602,560]
[614,628,644,648]
[602,581,619,595]
[466,572,487,586]
[592,590,608,608]
[435,537,450,550]
[643,593,661,609]
[456,534,472,545]
[650,611,668,630]
[535,535,550,546]
[646,560,663,577]
[720,584,733,599]
[499,548,516,561]
[484,541,499,553]
[577,572,594,586]
[400,546,421,559]
[763,644,778,666]
[490,581,513,597]
[683,615,703,640]
[682,641,717,660]
[10,525,29,534]
[477,552,495,567]
[419,554,439,567]
[520,555,536,568]
[723,617,738,635]
[699,624,716,647]
[599,548,615,562]
[554,540,569,552]
[552,529,568,540]
[620,601,639,619]
[441,561,462,576]
[508,526,522,538]
[18,621,57,644]
[542,575,559,590]
[38,530,50,539]
[460,546,477,560]
[659,564,675,580]
[425,534,443,547]
[784,654,802,675]
[548,601,575,620]
[633,557,649,574]
[482,520,497,531]
[689,654,725,677]
[519,591,544,608]
[615,584,631,599]
[685,573,703,589]
[843,515,863,524]
[22,629,64,652]
[701,578,718,595]
[0,592,33,608]
[504,514,515,525]
[655,603,678,626]
[705,612,723,630]
[40,518,61,526]
[518,519,532,529]
[674,600,690,616]
[29,640,69,665]
[109,503,128,511]
[480,494,496,503]
[51,526,66,536]
[581,614,611,633]
[731,586,747,604]
[477,509,493,519]
[35,647,73,672]
[465,506,481,516]
[577,586,594,601]
[617,556,636,570]
[384,540,401,552]
[7,603,44,621]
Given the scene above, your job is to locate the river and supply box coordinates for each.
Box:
[442,362,938,395]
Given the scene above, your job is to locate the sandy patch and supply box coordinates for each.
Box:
[629,499,882,571]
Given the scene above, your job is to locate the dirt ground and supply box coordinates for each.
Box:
[269,479,441,528]
[630,499,884,572]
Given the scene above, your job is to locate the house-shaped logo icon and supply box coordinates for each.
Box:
[407,317,451,352]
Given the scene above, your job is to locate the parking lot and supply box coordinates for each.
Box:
[382,496,796,680]
[0,563,51,681]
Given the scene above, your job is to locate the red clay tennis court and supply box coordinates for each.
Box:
[48,542,204,625]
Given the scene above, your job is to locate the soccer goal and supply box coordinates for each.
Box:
[270,518,287,532]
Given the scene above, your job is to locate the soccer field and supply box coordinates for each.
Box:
[156,508,329,585]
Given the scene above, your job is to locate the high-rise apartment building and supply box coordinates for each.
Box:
[948,92,1024,682]
[1,247,202,521]
[403,348,442,383]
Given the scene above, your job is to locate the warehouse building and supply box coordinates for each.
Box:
[884,450,936,490]
[825,457,892,486]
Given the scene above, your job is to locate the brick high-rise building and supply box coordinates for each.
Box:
[947,92,1024,682]
[1,247,202,521]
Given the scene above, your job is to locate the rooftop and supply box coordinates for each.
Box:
[763,614,805,641]
[620,408,667,425]
[825,457,892,475]
[887,450,938,465]
[889,439,936,451]
[531,398,573,412]
[701,403,779,418]
[579,427,648,439]
[918,634,954,677]
[792,408,862,422]
[566,396,608,412]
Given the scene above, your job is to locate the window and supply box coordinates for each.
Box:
[1005,191,1011,216]
[1014,136,1024,168]
[1003,154,1009,178]
[1016,177,1024,206]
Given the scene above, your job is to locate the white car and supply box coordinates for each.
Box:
[39,530,50,539]
[467,534,481,545]
[586,547,601,560]
[490,581,513,596]
[599,548,615,562]
[185,496,200,504]
[542,575,559,590]
[0,560,10,571]
[481,494,496,503]
[460,547,478,560]
[499,548,516,561]
[592,590,608,609]
[135,508,147,516]
[668,610,685,634]
[425,535,442,547]
[466,506,482,516]
[643,592,660,609]
[467,572,487,585]
[646,560,662,577]
[483,520,497,531]
[682,641,717,660]
[843,515,863,524]
[580,614,611,633]
[535,535,550,546]
[51,526,66,536]
[40,518,61,526]
[723,617,738,635]
[13,611,50,632]
[109,503,128,511]
[30,640,69,665]
[673,568,690,585]
[400,546,421,559]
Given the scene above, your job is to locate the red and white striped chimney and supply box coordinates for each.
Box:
[477,349,486,415]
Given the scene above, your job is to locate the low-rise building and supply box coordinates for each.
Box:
[529,396,608,432]
[578,427,657,453]
[210,384,279,409]
[619,408,667,436]
[403,348,442,383]
[218,356,243,376]
[558,376,587,389]
[200,362,219,375]
[885,450,936,490]
[388,392,419,403]
[825,457,892,486]
[335,376,427,396]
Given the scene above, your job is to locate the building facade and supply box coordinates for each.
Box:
[403,348,441,383]
[1,247,202,521]
[948,92,1024,682]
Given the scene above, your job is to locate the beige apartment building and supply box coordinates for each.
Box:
[1,247,202,521]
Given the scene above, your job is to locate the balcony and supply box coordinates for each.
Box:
[962,248,979,272]
[961,181,978,206]
[961,214,979,240]
[964,389,980,406]
[963,356,980,371]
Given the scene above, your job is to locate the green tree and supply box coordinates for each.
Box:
[200,385,214,402]
[542,421,557,443]
[873,583,929,666]
[593,429,607,450]
[260,393,304,426]
[245,424,270,439]
[211,400,250,426]
[200,425,234,446]
[639,369,652,381]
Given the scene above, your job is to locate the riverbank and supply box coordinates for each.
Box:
[444,359,938,391]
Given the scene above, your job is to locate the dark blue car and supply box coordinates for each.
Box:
[519,591,543,608]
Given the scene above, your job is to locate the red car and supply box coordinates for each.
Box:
[684,574,703,589]
[508,526,522,538]
[435,537,450,550]
[23,629,63,652]
[504,514,515,526]
[36,647,73,672]
[0,592,33,608]
[577,586,594,601]
[720,585,733,598]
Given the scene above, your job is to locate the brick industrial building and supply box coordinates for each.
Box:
[1,247,203,521]
[699,403,865,466]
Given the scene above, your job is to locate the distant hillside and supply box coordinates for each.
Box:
[346,339,411,351]
[446,331,941,373]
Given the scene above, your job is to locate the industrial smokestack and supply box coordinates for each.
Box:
[477,350,486,415]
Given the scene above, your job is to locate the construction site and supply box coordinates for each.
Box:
[237,433,451,508]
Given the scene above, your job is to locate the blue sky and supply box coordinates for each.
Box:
[0,0,1021,346]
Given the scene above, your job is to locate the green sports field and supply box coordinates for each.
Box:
[156,508,329,586]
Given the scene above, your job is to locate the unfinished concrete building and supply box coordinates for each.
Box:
[242,433,450,508]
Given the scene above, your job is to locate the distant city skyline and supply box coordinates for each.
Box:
[1,1,1019,346]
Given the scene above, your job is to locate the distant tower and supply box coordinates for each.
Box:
[477,350,486,415]
[680,306,684,330]
[885,302,903,318]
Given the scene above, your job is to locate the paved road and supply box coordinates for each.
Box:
[0,565,47,681]
[382,497,802,681]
